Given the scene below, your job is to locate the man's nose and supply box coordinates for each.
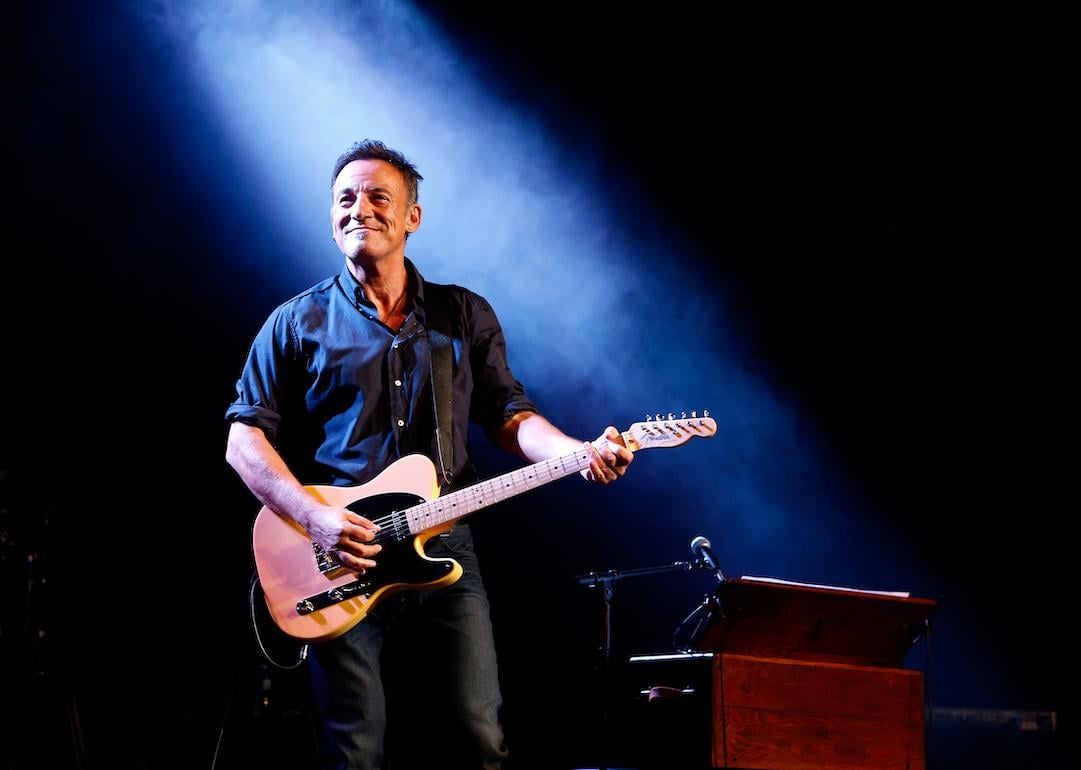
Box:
[349,196,371,220]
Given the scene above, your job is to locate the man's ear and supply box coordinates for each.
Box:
[406,203,422,233]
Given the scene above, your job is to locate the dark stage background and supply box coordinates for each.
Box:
[4,2,1070,769]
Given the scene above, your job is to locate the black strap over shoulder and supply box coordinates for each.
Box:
[424,283,455,488]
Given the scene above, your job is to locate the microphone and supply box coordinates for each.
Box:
[690,535,725,582]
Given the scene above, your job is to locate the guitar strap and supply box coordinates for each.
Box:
[424,282,456,489]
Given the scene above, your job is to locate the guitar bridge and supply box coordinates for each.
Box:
[313,541,343,574]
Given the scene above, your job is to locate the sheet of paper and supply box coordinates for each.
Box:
[739,574,910,598]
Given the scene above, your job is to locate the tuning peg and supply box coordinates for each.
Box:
[667,412,674,420]
[655,413,662,421]
[645,414,652,422]
[691,410,697,418]
[703,409,710,418]
[681,411,687,419]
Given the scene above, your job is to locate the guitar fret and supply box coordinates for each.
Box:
[403,449,594,534]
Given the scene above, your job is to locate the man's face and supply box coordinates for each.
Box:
[330,159,421,264]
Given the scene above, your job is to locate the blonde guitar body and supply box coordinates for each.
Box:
[253,454,460,642]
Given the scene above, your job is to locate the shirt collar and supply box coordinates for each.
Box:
[337,258,428,322]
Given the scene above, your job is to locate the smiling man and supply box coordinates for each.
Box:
[225,139,632,770]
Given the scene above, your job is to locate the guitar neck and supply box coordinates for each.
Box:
[401,413,716,535]
[404,444,602,534]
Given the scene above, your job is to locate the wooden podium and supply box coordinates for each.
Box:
[630,577,938,770]
[704,577,936,770]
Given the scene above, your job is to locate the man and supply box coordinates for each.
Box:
[225,139,632,769]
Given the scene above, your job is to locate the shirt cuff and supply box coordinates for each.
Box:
[224,404,281,441]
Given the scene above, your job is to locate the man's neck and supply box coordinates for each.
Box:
[347,256,411,324]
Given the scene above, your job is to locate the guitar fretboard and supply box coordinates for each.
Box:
[403,447,596,534]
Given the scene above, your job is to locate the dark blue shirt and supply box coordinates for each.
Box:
[225,260,537,487]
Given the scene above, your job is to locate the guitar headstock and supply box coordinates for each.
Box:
[621,410,717,451]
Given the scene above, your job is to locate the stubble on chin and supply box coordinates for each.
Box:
[338,231,367,260]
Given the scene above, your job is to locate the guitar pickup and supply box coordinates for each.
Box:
[296,579,373,615]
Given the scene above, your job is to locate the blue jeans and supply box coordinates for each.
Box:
[308,525,509,770]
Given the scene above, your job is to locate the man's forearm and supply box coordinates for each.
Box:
[491,412,585,462]
[225,422,318,530]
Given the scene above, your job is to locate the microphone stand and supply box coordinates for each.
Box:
[575,559,710,770]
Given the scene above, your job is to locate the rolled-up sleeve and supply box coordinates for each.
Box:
[225,306,299,443]
[466,293,538,433]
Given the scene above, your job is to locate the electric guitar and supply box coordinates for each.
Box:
[253,413,717,642]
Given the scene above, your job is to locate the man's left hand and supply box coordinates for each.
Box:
[583,426,634,484]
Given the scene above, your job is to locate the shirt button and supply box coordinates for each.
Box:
[397,419,405,427]
[393,343,399,349]
[394,379,402,387]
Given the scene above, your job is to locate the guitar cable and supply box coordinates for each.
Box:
[249,571,309,670]
[210,578,309,770]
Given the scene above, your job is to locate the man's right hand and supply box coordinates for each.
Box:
[300,505,382,572]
